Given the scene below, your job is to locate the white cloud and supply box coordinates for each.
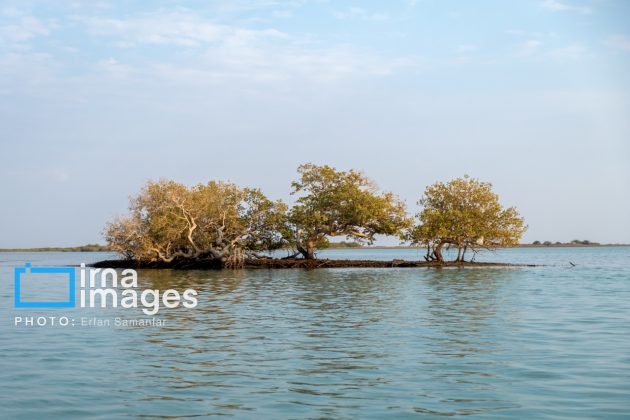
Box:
[77,11,287,48]
[0,14,56,47]
[190,0,318,15]
[514,39,542,57]
[272,10,294,19]
[334,7,388,21]
[512,38,588,61]
[605,35,630,53]
[0,8,423,101]
[547,44,587,60]
[49,168,71,182]
[0,52,59,95]
[152,44,419,87]
[506,29,558,39]
[96,57,134,79]
[456,44,478,54]
[74,10,418,86]
[541,0,591,14]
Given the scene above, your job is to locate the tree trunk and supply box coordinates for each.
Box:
[297,239,316,259]
[305,240,316,259]
[434,241,445,263]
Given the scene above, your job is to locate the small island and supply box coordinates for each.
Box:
[94,164,530,269]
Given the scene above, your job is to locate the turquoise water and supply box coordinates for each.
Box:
[1,248,629,419]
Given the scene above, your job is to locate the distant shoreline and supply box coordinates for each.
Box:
[0,245,111,252]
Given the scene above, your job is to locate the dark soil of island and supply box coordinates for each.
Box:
[91,258,537,269]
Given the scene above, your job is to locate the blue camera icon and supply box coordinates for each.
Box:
[14,263,76,308]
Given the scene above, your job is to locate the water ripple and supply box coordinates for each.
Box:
[1,249,630,418]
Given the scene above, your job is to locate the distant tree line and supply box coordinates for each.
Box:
[324,241,364,249]
[105,164,526,267]
[0,244,111,252]
[531,240,599,246]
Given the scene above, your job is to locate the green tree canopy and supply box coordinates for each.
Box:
[288,163,411,259]
[104,179,287,267]
[410,175,526,262]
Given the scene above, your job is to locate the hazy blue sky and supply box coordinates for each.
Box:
[1,0,629,247]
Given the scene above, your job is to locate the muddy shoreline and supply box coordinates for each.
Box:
[91,258,537,269]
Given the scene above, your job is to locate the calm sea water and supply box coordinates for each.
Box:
[1,247,629,419]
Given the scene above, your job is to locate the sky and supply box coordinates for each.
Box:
[1,0,629,247]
